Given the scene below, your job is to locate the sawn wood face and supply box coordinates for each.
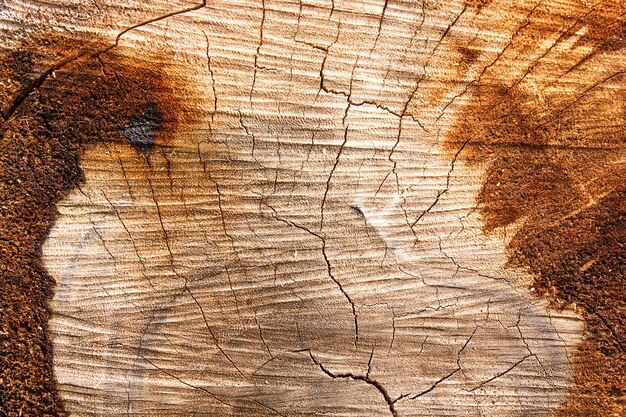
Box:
[1,0,623,416]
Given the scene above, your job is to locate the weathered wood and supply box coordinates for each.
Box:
[2,0,624,416]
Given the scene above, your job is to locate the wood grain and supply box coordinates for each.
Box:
[3,0,624,415]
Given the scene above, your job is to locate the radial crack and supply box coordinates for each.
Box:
[304,350,401,417]
[266,204,359,347]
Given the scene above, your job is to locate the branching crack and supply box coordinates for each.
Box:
[468,354,534,392]
[372,0,390,52]
[102,191,155,290]
[266,204,359,347]
[302,349,402,417]
[90,220,116,263]
[146,176,176,268]
[254,311,274,359]
[251,0,267,103]
[206,171,239,258]
[186,287,246,378]
[140,353,233,407]
[238,109,259,163]
[406,129,469,239]
[410,326,476,399]
[2,50,91,121]
[203,32,218,124]
[320,116,349,230]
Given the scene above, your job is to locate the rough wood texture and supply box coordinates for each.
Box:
[1,0,624,416]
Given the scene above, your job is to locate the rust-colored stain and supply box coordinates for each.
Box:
[0,33,189,416]
[445,3,626,415]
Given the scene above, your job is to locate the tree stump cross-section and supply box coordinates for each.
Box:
[1,0,624,416]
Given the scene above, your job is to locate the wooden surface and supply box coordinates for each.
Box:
[3,0,625,415]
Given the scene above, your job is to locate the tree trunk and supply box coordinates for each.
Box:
[1,0,624,416]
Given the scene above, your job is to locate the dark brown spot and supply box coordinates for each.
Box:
[455,46,481,80]
[0,32,190,416]
[124,101,162,152]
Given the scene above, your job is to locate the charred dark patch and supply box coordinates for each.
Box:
[0,33,187,417]
[444,2,626,415]
[124,102,162,151]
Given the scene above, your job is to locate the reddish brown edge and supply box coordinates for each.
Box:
[0,33,191,416]
[445,3,626,415]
